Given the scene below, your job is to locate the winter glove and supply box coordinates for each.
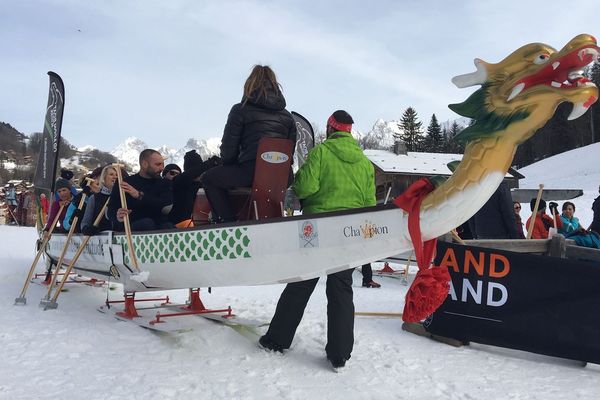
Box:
[549,201,559,214]
[72,208,83,219]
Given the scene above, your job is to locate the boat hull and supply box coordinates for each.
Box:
[45,205,412,292]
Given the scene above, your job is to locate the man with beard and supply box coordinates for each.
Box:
[108,149,174,231]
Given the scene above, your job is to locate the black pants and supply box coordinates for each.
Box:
[264,269,355,361]
[201,161,256,222]
[361,263,373,284]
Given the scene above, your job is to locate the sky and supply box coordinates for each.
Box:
[1,0,599,151]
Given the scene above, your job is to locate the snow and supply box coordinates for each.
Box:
[77,145,96,153]
[2,143,600,399]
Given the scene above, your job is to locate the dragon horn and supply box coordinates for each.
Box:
[452,58,488,88]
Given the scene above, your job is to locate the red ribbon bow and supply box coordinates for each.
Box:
[394,178,450,322]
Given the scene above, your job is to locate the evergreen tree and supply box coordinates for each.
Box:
[444,121,465,153]
[398,107,423,151]
[589,62,600,143]
[423,114,443,152]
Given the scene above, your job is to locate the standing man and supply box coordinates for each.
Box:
[259,110,375,371]
[5,183,18,224]
[589,185,600,233]
[468,182,520,239]
[107,149,174,231]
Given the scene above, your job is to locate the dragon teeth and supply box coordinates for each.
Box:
[507,83,525,101]
[568,70,584,80]
[567,102,589,120]
[552,62,560,70]
[551,81,562,88]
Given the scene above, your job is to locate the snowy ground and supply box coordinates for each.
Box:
[2,143,600,400]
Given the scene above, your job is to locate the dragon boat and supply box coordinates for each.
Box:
[44,34,599,296]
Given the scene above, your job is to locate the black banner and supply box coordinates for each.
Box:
[291,111,314,169]
[424,242,600,364]
[34,71,65,192]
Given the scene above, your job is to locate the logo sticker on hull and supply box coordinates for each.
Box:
[299,220,319,248]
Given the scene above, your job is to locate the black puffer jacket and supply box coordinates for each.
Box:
[220,86,296,165]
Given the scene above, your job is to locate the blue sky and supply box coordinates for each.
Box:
[1,0,598,150]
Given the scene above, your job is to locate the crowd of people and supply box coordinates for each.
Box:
[1,183,35,226]
[467,184,600,248]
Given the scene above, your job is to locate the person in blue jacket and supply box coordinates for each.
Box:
[558,201,582,235]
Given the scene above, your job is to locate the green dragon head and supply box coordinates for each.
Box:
[450,34,599,145]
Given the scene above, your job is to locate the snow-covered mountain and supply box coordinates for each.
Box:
[361,118,402,149]
[111,137,149,170]
[111,136,220,171]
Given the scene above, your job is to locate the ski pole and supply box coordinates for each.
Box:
[40,192,88,306]
[45,198,110,310]
[112,163,140,271]
[526,184,544,239]
[14,203,65,305]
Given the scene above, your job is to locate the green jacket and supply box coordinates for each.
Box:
[293,131,376,214]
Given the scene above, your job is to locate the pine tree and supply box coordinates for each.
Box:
[398,107,423,151]
[423,114,443,152]
[445,121,465,153]
[589,62,600,143]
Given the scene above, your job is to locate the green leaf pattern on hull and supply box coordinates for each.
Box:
[113,227,251,264]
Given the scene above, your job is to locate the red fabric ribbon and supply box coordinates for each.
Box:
[327,115,352,133]
[393,178,450,322]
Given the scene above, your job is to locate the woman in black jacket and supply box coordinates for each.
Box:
[201,65,296,223]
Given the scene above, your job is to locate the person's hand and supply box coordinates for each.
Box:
[120,182,142,199]
[549,201,559,214]
[116,208,131,222]
[72,209,83,218]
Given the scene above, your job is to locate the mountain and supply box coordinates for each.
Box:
[360,119,401,150]
[111,136,221,171]
[110,137,150,170]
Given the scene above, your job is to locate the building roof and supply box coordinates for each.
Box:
[364,149,520,178]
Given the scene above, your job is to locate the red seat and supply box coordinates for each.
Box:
[238,137,294,221]
[192,137,294,224]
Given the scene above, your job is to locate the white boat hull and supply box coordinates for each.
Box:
[46,205,413,292]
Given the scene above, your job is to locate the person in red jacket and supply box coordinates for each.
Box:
[525,198,563,239]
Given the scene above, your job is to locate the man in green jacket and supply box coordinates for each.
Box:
[259,110,375,371]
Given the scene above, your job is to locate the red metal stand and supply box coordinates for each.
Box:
[149,288,233,325]
[377,262,402,274]
[182,288,206,311]
[116,292,140,319]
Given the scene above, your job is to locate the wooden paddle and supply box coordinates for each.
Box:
[45,198,111,308]
[112,163,139,271]
[14,203,65,305]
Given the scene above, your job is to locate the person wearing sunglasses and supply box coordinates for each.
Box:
[513,201,526,239]
[163,154,221,228]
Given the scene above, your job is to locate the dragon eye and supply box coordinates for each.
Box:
[534,54,550,65]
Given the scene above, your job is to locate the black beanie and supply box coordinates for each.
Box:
[60,168,74,181]
[162,163,182,178]
[530,198,546,212]
[55,178,71,191]
[183,150,203,172]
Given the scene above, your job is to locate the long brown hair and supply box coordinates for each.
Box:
[242,65,282,105]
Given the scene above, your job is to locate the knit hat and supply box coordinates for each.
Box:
[183,150,203,172]
[530,198,546,212]
[327,110,354,133]
[162,163,182,178]
[55,178,71,191]
[60,168,74,181]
